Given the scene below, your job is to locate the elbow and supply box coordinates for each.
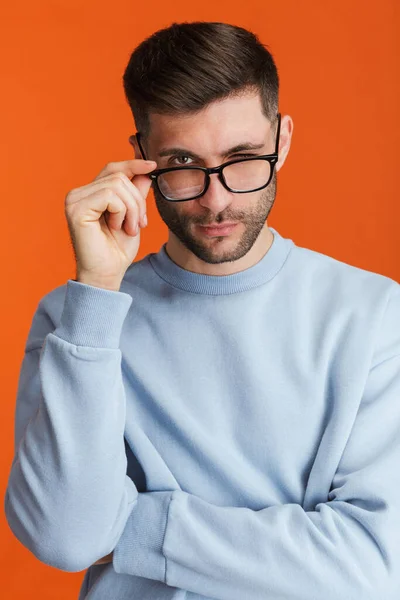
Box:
[27,544,94,573]
[4,489,102,572]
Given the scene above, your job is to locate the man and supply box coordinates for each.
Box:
[4,20,400,600]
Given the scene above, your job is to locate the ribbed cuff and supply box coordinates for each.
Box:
[112,490,174,582]
[52,279,133,348]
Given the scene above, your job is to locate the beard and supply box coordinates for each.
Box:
[152,170,277,265]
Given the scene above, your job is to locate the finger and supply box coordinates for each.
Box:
[128,172,154,206]
[104,177,142,233]
[104,191,128,232]
[78,181,140,236]
[69,170,154,226]
[68,187,127,232]
[116,173,150,225]
[89,173,149,228]
[95,161,156,208]
[106,180,141,236]
[93,159,157,182]
[68,174,145,228]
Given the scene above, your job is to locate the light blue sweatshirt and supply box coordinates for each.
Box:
[4,226,400,599]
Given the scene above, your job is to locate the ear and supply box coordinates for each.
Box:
[128,134,144,160]
[276,115,294,172]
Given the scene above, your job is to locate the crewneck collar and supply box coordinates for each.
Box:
[148,227,294,295]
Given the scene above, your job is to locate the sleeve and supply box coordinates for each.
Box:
[112,284,400,600]
[4,279,139,572]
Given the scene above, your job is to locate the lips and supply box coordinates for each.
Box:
[198,223,238,236]
[200,222,237,229]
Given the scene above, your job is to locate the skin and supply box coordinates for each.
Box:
[92,90,293,567]
[129,90,293,276]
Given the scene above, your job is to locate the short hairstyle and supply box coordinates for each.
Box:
[122,21,279,141]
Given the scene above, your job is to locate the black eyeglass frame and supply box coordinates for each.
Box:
[135,113,281,202]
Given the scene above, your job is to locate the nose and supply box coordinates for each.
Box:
[197,171,233,213]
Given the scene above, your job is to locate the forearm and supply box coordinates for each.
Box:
[112,489,395,599]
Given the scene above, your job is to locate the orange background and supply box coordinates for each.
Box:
[1,1,399,597]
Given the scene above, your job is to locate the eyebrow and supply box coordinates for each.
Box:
[157,141,266,160]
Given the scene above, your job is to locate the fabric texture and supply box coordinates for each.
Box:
[4,226,400,599]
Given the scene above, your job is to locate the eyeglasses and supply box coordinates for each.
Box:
[135,113,281,202]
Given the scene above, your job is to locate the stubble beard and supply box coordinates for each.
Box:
[153,171,277,265]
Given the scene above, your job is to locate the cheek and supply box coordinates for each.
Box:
[180,202,205,222]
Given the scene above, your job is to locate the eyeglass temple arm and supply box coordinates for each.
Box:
[135,132,148,161]
[275,113,281,156]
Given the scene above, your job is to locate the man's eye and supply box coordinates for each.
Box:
[170,156,193,166]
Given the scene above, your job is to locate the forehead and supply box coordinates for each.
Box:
[147,92,271,157]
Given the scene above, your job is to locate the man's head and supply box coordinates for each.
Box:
[123,21,293,274]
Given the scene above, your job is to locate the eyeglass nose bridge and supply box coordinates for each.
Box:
[207,164,224,175]
[202,163,233,194]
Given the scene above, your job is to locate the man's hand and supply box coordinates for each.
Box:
[93,551,113,565]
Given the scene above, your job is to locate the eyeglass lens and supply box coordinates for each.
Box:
[157,159,272,201]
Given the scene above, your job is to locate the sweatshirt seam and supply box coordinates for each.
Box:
[334,284,399,470]
[162,491,176,585]
[148,244,293,297]
[25,343,45,353]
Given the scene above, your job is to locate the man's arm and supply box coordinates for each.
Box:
[110,286,400,599]
[4,281,138,572]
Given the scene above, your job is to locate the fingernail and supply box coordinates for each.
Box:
[135,224,140,235]
[143,214,148,226]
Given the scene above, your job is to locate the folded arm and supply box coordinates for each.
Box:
[111,286,400,599]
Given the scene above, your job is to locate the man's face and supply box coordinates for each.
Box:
[143,92,279,266]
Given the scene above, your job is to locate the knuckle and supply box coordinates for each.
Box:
[118,177,143,205]
[118,173,138,196]
[65,188,77,200]
[117,176,130,190]
[104,187,115,199]
[65,201,78,218]
[117,172,131,185]
[113,171,125,181]
[110,174,128,190]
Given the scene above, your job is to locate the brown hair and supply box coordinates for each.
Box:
[122,21,279,142]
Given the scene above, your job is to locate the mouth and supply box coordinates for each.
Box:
[197,223,238,237]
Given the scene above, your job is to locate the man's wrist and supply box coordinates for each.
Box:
[74,275,122,292]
